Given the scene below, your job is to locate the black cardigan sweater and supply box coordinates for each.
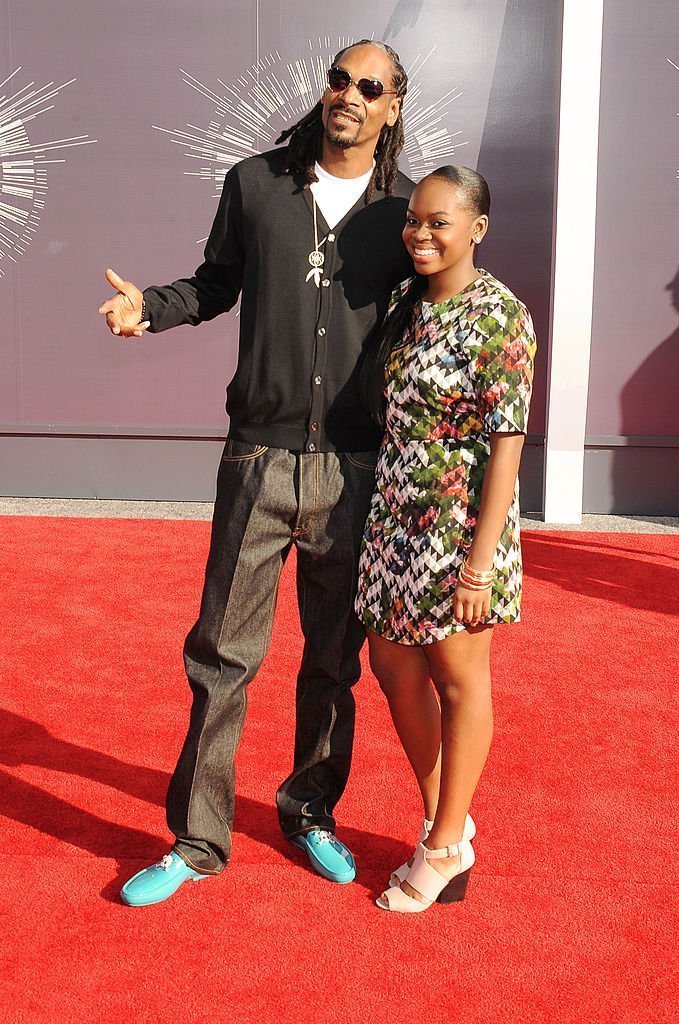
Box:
[143,147,413,452]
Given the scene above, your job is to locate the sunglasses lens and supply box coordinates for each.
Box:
[358,79,383,100]
[327,68,385,101]
[327,68,351,92]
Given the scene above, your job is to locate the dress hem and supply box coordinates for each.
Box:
[362,613,519,647]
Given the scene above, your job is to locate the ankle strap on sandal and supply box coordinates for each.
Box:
[423,841,463,859]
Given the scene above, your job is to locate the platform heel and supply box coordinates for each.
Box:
[436,864,473,903]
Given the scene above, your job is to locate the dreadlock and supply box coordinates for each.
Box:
[275,39,408,201]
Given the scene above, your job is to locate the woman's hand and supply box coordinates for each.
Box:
[453,583,491,627]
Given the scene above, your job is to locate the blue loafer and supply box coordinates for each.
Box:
[288,828,356,884]
[120,851,210,906]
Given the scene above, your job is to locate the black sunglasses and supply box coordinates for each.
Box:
[326,66,398,102]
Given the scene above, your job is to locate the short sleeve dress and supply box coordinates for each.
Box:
[355,269,537,646]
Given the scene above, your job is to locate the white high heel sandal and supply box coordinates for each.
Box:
[377,838,475,913]
[388,813,476,888]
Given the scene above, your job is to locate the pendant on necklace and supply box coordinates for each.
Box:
[306,249,324,287]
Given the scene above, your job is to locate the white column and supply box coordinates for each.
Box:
[543,0,605,523]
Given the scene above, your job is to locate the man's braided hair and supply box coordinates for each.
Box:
[275,39,408,202]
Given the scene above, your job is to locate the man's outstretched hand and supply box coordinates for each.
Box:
[98,269,150,337]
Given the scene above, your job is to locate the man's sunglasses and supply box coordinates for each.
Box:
[326,66,398,102]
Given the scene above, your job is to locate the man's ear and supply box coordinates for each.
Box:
[387,97,401,127]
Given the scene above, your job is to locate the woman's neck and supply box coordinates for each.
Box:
[423,263,479,302]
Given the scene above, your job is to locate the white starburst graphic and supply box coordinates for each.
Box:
[669,57,678,179]
[0,68,96,278]
[154,37,466,241]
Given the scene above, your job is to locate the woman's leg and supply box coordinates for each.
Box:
[425,625,494,846]
[367,630,441,820]
[398,624,494,901]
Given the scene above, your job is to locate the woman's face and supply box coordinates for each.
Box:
[402,177,488,279]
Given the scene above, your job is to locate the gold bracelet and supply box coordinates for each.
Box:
[461,558,494,575]
[457,577,492,591]
[459,559,495,585]
[460,569,494,583]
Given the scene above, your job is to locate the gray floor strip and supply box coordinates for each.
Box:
[0,497,677,533]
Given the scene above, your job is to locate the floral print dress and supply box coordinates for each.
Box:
[355,270,537,645]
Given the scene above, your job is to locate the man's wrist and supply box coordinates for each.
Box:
[138,296,147,324]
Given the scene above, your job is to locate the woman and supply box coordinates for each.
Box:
[356,165,536,913]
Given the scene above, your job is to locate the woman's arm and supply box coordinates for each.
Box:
[454,431,525,627]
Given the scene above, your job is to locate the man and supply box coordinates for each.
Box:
[99,40,413,906]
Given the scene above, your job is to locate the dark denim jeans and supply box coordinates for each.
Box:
[166,440,378,873]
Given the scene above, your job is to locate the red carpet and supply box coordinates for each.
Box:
[0,517,676,1024]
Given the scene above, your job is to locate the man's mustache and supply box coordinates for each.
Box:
[329,103,365,125]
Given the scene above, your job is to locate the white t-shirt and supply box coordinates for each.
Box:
[310,161,374,229]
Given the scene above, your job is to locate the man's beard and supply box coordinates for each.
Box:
[324,105,364,148]
[324,125,356,148]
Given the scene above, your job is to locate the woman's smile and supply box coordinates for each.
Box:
[411,244,442,263]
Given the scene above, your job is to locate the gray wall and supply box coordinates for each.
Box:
[586,0,679,514]
[0,0,561,505]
